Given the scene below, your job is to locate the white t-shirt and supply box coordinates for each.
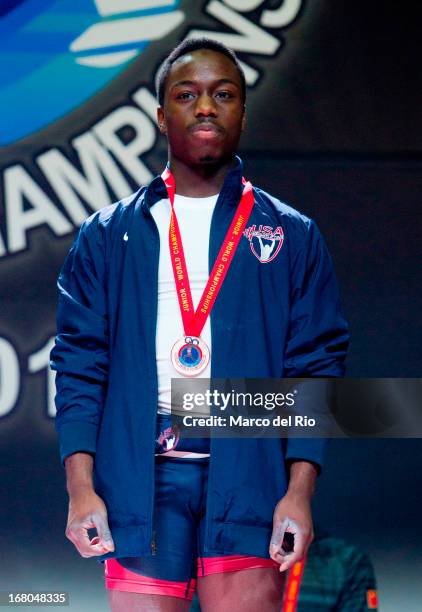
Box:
[150,193,218,415]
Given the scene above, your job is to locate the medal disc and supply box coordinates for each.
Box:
[171,336,210,377]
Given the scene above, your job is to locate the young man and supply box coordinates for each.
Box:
[51,39,349,611]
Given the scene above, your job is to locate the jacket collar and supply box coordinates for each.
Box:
[142,155,245,211]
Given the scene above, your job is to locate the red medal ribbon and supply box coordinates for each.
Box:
[162,166,255,338]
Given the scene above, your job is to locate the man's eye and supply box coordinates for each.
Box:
[216,91,234,99]
[177,92,194,100]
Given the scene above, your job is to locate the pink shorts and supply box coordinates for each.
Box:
[105,555,280,601]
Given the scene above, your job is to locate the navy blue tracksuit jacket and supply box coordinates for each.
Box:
[50,156,349,563]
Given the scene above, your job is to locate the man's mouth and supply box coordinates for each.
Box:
[190,122,223,137]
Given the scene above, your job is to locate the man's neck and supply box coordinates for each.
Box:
[168,155,235,197]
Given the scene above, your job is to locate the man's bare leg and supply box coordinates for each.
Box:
[197,567,285,612]
[107,590,191,612]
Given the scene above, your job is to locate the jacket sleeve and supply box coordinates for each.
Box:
[284,219,349,469]
[50,215,109,467]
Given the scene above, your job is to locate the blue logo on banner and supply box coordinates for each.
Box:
[0,0,183,145]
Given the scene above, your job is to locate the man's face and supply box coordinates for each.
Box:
[157,49,246,166]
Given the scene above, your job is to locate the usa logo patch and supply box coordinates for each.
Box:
[243,225,284,263]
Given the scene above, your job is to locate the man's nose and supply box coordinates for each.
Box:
[194,94,217,118]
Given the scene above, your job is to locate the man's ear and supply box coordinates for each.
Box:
[241,106,247,132]
[157,107,167,135]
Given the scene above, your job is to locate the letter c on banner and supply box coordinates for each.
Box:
[0,337,20,418]
[261,0,302,28]
[223,0,264,11]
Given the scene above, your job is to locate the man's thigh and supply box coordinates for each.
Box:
[107,589,191,612]
[196,566,286,612]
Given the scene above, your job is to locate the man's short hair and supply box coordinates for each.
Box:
[155,37,246,106]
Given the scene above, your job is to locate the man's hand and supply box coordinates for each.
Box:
[269,460,317,572]
[269,491,314,572]
[65,485,115,558]
[64,452,114,557]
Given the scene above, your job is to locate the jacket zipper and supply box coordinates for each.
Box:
[144,200,160,558]
[151,529,157,555]
[202,431,212,554]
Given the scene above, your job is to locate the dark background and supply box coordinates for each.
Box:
[0,1,421,610]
